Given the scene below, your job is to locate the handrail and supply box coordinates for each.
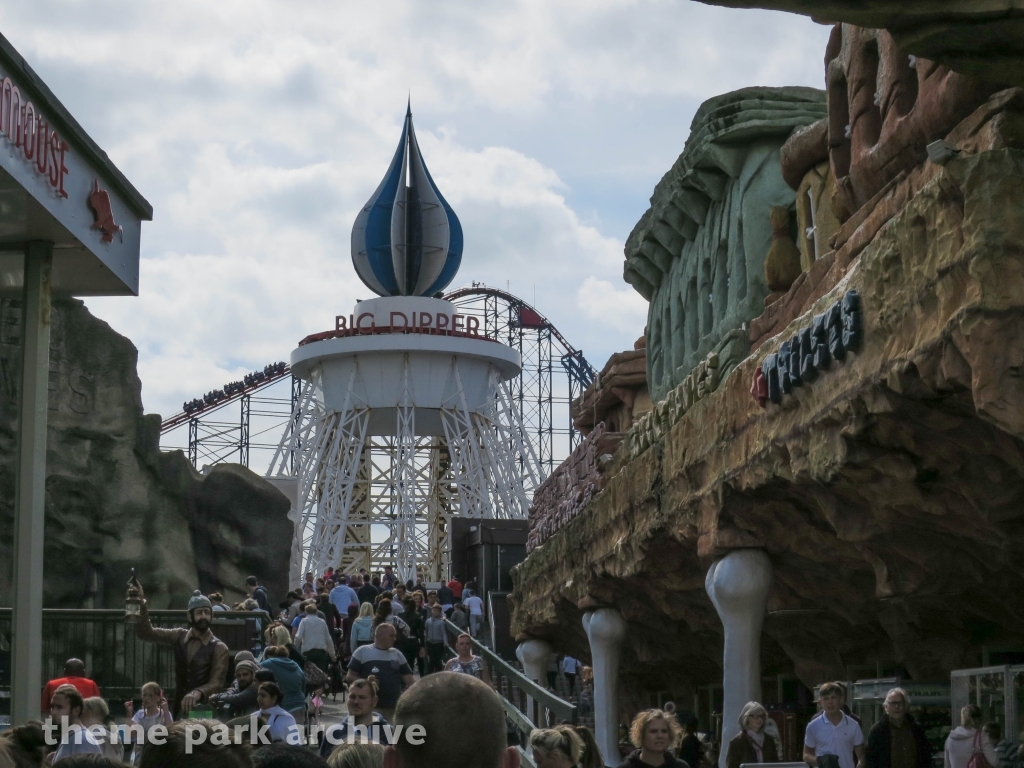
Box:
[443,619,576,723]
[441,633,536,736]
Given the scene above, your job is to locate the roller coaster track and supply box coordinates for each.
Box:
[159,285,596,474]
[159,362,290,432]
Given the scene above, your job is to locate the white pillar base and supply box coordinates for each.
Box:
[584,607,627,766]
[517,639,553,725]
[706,549,773,768]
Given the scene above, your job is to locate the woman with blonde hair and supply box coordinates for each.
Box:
[617,709,687,768]
[265,623,291,649]
[261,623,306,667]
[530,725,585,768]
[726,702,779,768]
[351,602,376,650]
[81,696,124,762]
[944,704,998,768]
[326,741,385,768]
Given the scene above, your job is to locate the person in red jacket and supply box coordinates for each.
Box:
[447,573,464,600]
[41,658,101,713]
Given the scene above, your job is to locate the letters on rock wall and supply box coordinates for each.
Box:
[751,290,862,407]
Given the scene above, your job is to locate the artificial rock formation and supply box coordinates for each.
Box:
[0,299,292,609]
[694,1,1024,89]
[625,87,827,403]
[753,85,1024,350]
[572,337,651,436]
[527,422,623,553]
[764,206,802,291]
[823,25,1001,222]
[511,87,1024,716]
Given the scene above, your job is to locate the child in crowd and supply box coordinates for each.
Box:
[124,682,173,765]
[125,682,173,732]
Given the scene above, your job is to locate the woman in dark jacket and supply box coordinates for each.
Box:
[317,593,341,636]
[341,603,359,663]
[399,597,426,677]
[726,702,780,768]
[679,716,705,768]
[617,709,689,768]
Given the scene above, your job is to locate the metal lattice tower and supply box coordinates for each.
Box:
[266,316,545,583]
[156,287,596,582]
[445,285,596,474]
[158,103,600,583]
[159,288,595,481]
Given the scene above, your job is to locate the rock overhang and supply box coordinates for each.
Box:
[511,146,1024,688]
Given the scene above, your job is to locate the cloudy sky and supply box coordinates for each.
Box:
[4,1,830,423]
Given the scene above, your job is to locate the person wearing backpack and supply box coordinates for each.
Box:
[944,704,999,768]
[864,688,932,768]
[351,602,376,650]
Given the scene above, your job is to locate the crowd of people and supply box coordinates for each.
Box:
[4,569,1014,768]
[0,567,509,767]
[718,683,1018,768]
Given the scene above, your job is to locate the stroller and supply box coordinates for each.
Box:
[327,659,347,701]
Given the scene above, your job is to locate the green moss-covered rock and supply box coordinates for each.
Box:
[624,87,826,403]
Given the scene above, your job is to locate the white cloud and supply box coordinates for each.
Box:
[1,0,832,461]
[577,276,649,330]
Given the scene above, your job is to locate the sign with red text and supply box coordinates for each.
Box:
[0,51,144,296]
[336,309,481,335]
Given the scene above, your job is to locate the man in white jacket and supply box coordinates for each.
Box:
[294,602,337,673]
[944,704,998,768]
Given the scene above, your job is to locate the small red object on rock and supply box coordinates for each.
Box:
[751,366,767,408]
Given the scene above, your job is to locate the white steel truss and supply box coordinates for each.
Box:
[270,355,544,583]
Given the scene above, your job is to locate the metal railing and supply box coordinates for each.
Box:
[0,609,269,714]
[443,619,575,748]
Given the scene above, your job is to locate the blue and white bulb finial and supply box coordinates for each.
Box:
[351,102,463,297]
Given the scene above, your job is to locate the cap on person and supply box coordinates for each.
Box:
[188,590,213,613]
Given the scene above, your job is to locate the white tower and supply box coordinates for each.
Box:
[270,106,544,581]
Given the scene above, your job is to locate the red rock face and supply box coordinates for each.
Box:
[826,25,1000,222]
[527,422,624,553]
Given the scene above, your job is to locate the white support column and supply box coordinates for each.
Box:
[517,638,553,724]
[394,355,418,584]
[705,549,773,768]
[584,607,627,765]
[11,242,53,725]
